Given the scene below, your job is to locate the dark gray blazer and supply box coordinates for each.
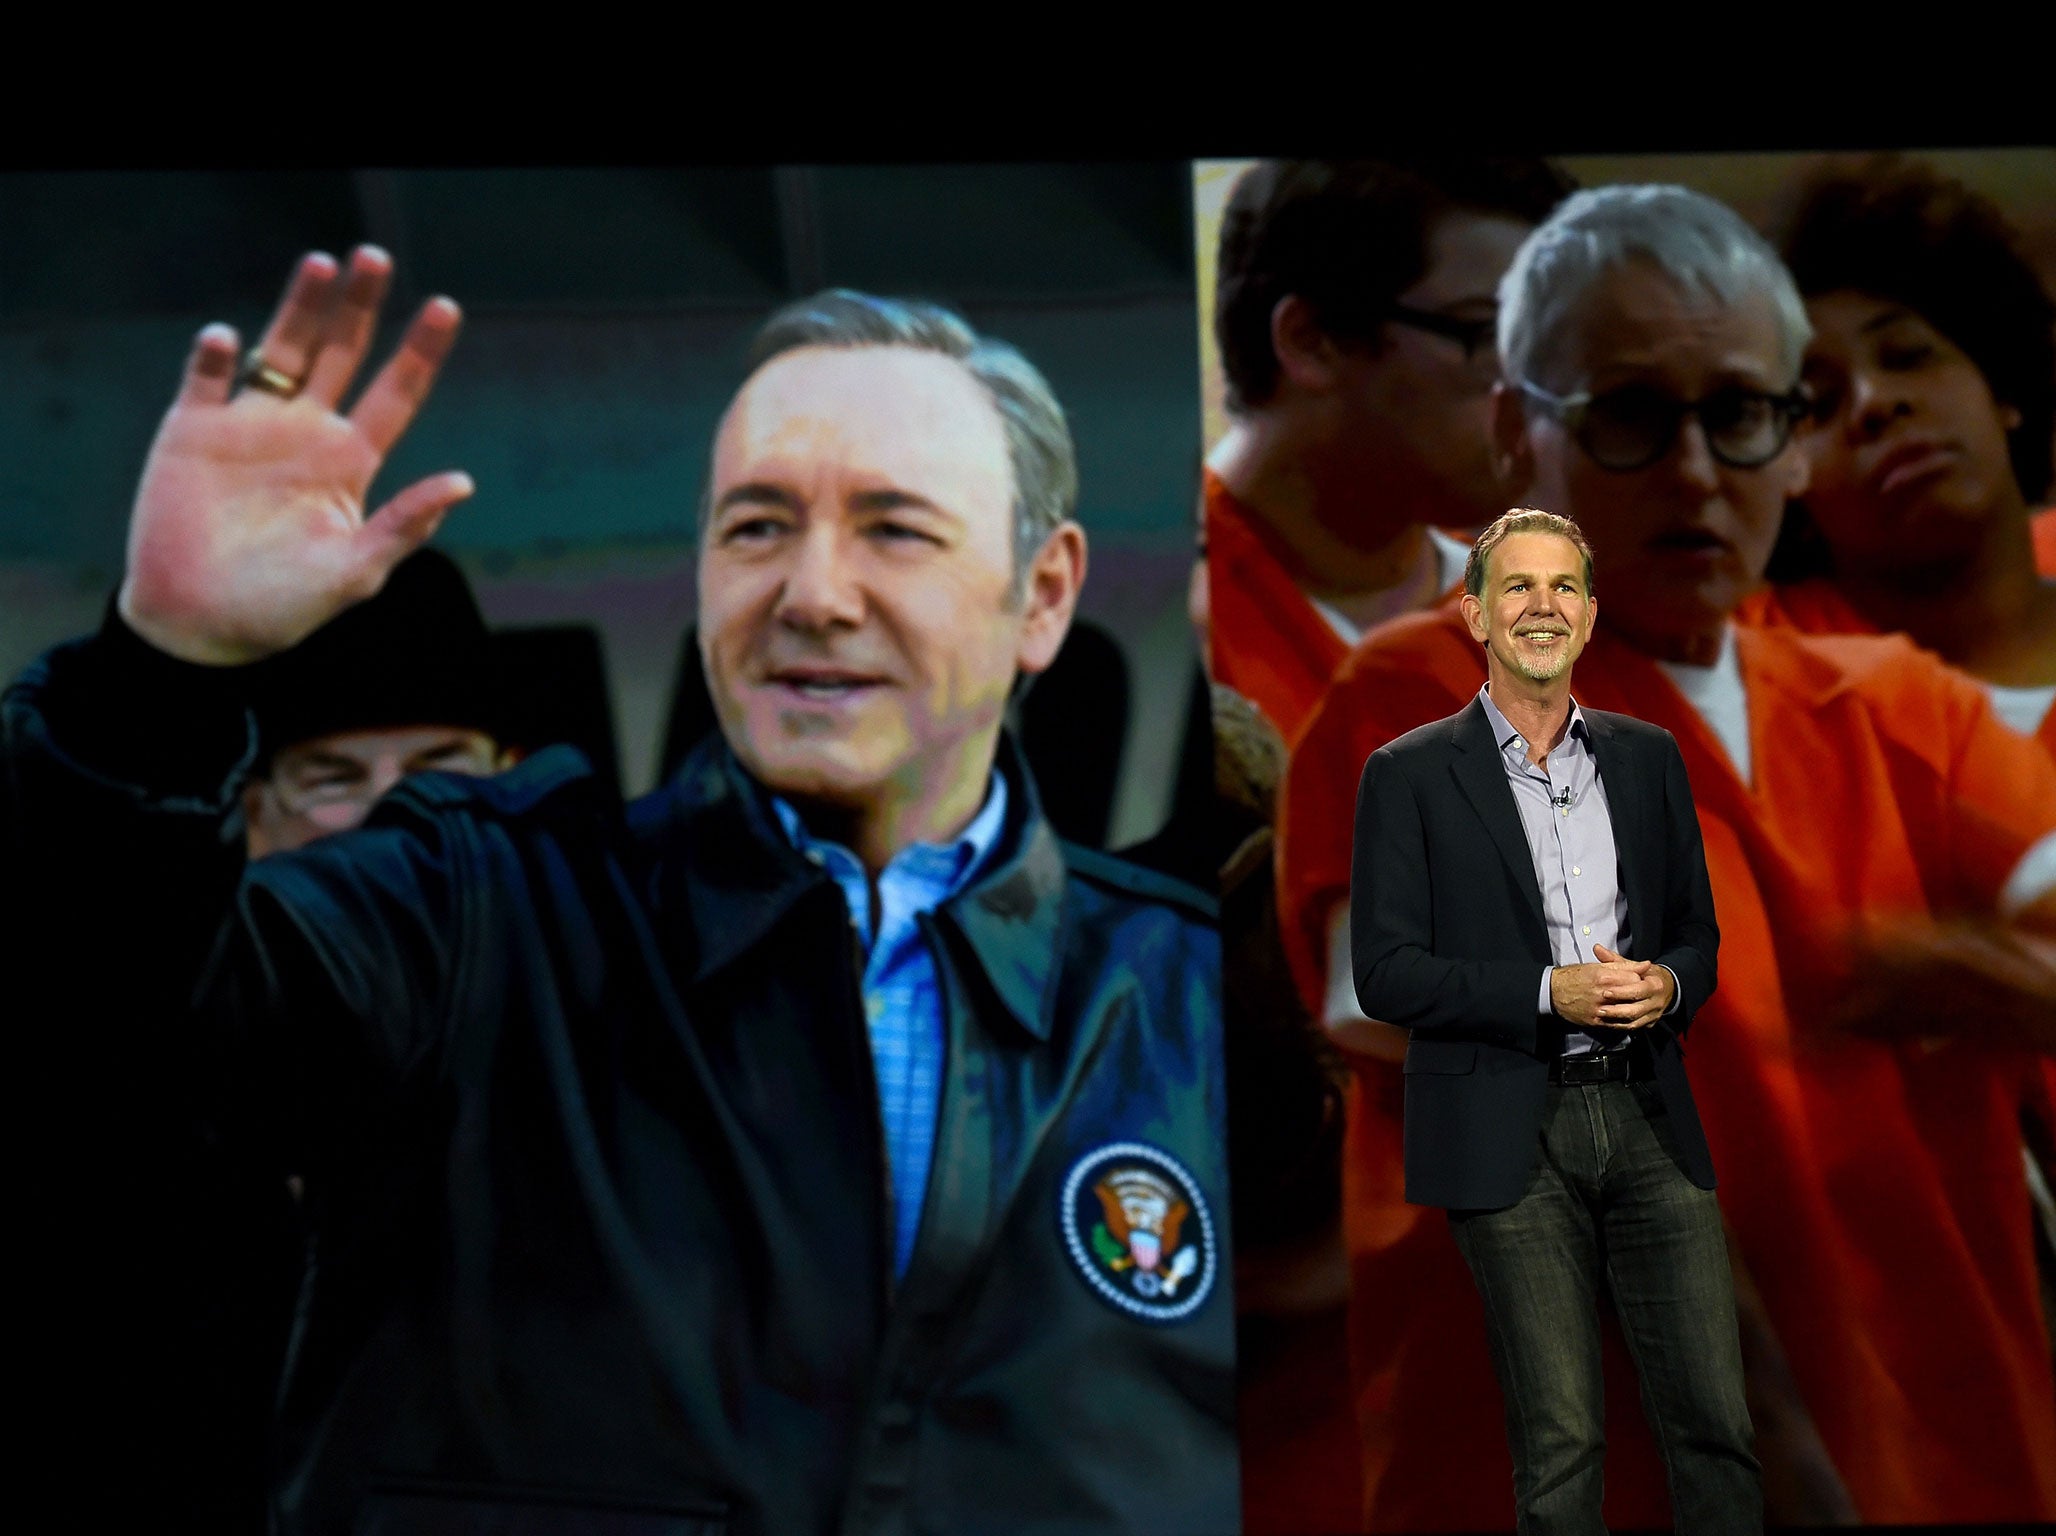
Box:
[1351,694,1720,1210]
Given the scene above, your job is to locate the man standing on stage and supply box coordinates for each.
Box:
[1351,506,1757,1533]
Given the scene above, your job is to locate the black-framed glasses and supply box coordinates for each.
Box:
[1519,379,1808,472]
[1385,303,1497,365]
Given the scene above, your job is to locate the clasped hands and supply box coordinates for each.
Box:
[1550,943,1673,1030]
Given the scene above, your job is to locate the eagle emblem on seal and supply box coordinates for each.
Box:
[1060,1142,1216,1321]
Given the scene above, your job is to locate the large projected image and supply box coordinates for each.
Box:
[0,166,1231,1535]
[1200,151,2056,1531]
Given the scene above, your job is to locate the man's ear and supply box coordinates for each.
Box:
[1271,295,1343,393]
[1015,520,1088,676]
[1458,590,1489,645]
[1490,381,1534,496]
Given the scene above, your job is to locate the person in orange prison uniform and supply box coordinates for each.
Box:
[1740,153,2056,1412]
[1205,159,1572,747]
[1280,185,2056,1529]
[1735,157,2056,758]
[1204,157,1573,1536]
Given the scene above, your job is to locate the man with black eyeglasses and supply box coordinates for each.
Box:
[1205,158,1575,744]
[1279,184,2056,1529]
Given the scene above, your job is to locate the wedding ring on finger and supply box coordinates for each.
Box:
[237,348,304,400]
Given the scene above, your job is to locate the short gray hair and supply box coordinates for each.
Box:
[1498,184,1811,392]
[1464,508,1595,599]
[726,290,1078,592]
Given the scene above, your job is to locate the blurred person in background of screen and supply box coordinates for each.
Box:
[1745,149,2056,1507]
[1745,153,2056,750]
[1205,158,1574,745]
[242,547,518,858]
[1203,157,1571,1534]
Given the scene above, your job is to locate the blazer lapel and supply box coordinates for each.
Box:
[1450,696,1549,946]
[1583,713,1652,949]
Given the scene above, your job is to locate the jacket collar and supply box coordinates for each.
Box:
[647,733,1064,1042]
[937,742,1066,1043]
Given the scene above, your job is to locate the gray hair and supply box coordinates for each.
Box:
[1498,184,1811,392]
[1464,508,1595,599]
[723,290,1078,594]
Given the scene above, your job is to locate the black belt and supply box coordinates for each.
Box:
[1549,1042,1651,1085]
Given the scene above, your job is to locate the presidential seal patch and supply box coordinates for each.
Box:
[1061,1142,1217,1322]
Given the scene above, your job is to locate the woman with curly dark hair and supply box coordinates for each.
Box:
[1757,158,2056,1529]
[1749,153,2056,747]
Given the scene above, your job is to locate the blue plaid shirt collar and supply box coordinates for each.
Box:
[770,772,1010,950]
[769,770,1010,1280]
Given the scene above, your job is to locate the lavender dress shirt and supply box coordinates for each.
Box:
[1476,687,1677,1057]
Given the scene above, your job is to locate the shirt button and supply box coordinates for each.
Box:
[1572,866,1581,876]
[1582,925,1591,936]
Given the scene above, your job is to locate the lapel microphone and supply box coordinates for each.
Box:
[1553,784,1574,810]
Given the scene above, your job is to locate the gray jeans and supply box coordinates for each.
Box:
[1448,1080,1761,1536]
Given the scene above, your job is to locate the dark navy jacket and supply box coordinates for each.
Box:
[5,626,1237,1536]
[1350,696,1720,1211]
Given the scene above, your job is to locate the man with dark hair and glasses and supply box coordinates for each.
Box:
[1278,183,2056,1527]
[1205,157,1575,743]
[1203,155,1573,1535]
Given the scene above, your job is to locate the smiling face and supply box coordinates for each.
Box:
[1460,530,1596,691]
[1796,290,2027,576]
[1499,260,1809,663]
[698,345,1082,863]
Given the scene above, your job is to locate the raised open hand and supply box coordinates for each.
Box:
[118,246,474,665]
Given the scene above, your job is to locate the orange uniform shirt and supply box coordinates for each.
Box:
[1279,611,2056,1527]
[1204,469,1351,744]
[1738,578,2056,755]
[1738,558,2056,1399]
